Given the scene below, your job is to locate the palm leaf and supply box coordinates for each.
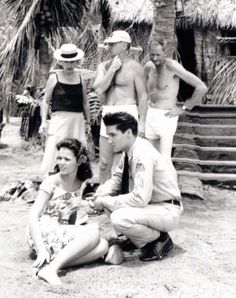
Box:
[208,58,236,104]
[0,0,89,88]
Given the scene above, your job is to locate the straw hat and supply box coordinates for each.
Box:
[103,30,131,44]
[53,43,84,62]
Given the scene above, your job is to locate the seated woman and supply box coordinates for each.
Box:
[28,138,109,285]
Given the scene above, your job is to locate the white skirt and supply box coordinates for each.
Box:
[41,111,87,174]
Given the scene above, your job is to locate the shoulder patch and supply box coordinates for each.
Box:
[136,161,145,172]
[119,159,124,169]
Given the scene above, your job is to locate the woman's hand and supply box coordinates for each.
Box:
[33,248,50,268]
[138,124,145,138]
[85,193,104,211]
[39,122,48,136]
[93,196,104,211]
[86,123,91,135]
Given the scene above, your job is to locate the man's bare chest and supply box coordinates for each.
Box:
[147,68,171,91]
[113,67,134,87]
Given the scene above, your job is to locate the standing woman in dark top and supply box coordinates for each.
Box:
[39,44,91,174]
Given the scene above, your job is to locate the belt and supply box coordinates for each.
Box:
[163,199,181,206]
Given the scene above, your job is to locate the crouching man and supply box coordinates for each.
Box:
[93,112,183,261]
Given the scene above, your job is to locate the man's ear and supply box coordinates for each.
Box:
[122,42,128,50]
[127,128,133,137]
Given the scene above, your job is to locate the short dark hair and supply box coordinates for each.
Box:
[103,112,138,136]
[55,138,92,181]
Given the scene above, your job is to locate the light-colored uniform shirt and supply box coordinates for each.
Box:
[98,137,181,211]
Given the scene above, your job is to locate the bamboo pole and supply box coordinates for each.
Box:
[177,171,236,181]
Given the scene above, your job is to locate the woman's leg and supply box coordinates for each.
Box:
[38,228,101,285]
[65,238,109,267]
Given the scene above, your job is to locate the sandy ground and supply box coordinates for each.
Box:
[0,118,236,298]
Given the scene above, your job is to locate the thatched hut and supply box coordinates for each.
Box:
[94,0,236,104]
[178,0,236,104]
[1,0,235,105]
[92,0,236,196]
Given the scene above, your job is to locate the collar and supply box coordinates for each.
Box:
[127,137,139,160]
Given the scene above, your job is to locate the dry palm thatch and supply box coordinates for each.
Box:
[93,0,153,24]
[95,0,236,29]
[182,0,236,29]
[208,58,236,104]
[0,0,89,88]
[182,0,236,104]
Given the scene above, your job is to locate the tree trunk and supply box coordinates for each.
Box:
[151,0,177,57]
[38,35,50,87]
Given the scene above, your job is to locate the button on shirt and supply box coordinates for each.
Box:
[98,137,181,212]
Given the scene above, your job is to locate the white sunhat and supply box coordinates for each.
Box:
[103,30,131,44]
[53,43,84,62]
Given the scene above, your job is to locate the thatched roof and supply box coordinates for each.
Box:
[99,0,236,29]
[98,0,153,24]
[183,0,236,29]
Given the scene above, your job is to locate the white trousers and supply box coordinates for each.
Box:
[145,107,178,139]
[110,202,183,248]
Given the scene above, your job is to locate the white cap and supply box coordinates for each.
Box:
[103,30,131,44]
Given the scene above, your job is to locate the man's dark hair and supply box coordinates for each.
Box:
[103,112,138,136]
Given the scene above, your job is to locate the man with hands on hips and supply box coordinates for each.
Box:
[144,39,208,160]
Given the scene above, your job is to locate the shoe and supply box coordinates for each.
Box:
[139,233,173,262]
[119,239,137,252]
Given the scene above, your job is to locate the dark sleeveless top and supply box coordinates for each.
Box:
[51,73,84,113]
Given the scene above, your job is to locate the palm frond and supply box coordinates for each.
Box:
[208,58,236,104]
[5,0,88,32]
[0,0,90,88]
[0,0,40,86]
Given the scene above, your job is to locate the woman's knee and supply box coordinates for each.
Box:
[76,226,100,247]
[97,238,109,256]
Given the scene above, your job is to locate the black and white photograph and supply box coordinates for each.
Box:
[0,1,235,297]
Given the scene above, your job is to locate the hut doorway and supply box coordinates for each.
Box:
[177,28,196,102]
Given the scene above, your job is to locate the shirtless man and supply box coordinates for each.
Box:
[144,39,208,159]
[93,30,147,183]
